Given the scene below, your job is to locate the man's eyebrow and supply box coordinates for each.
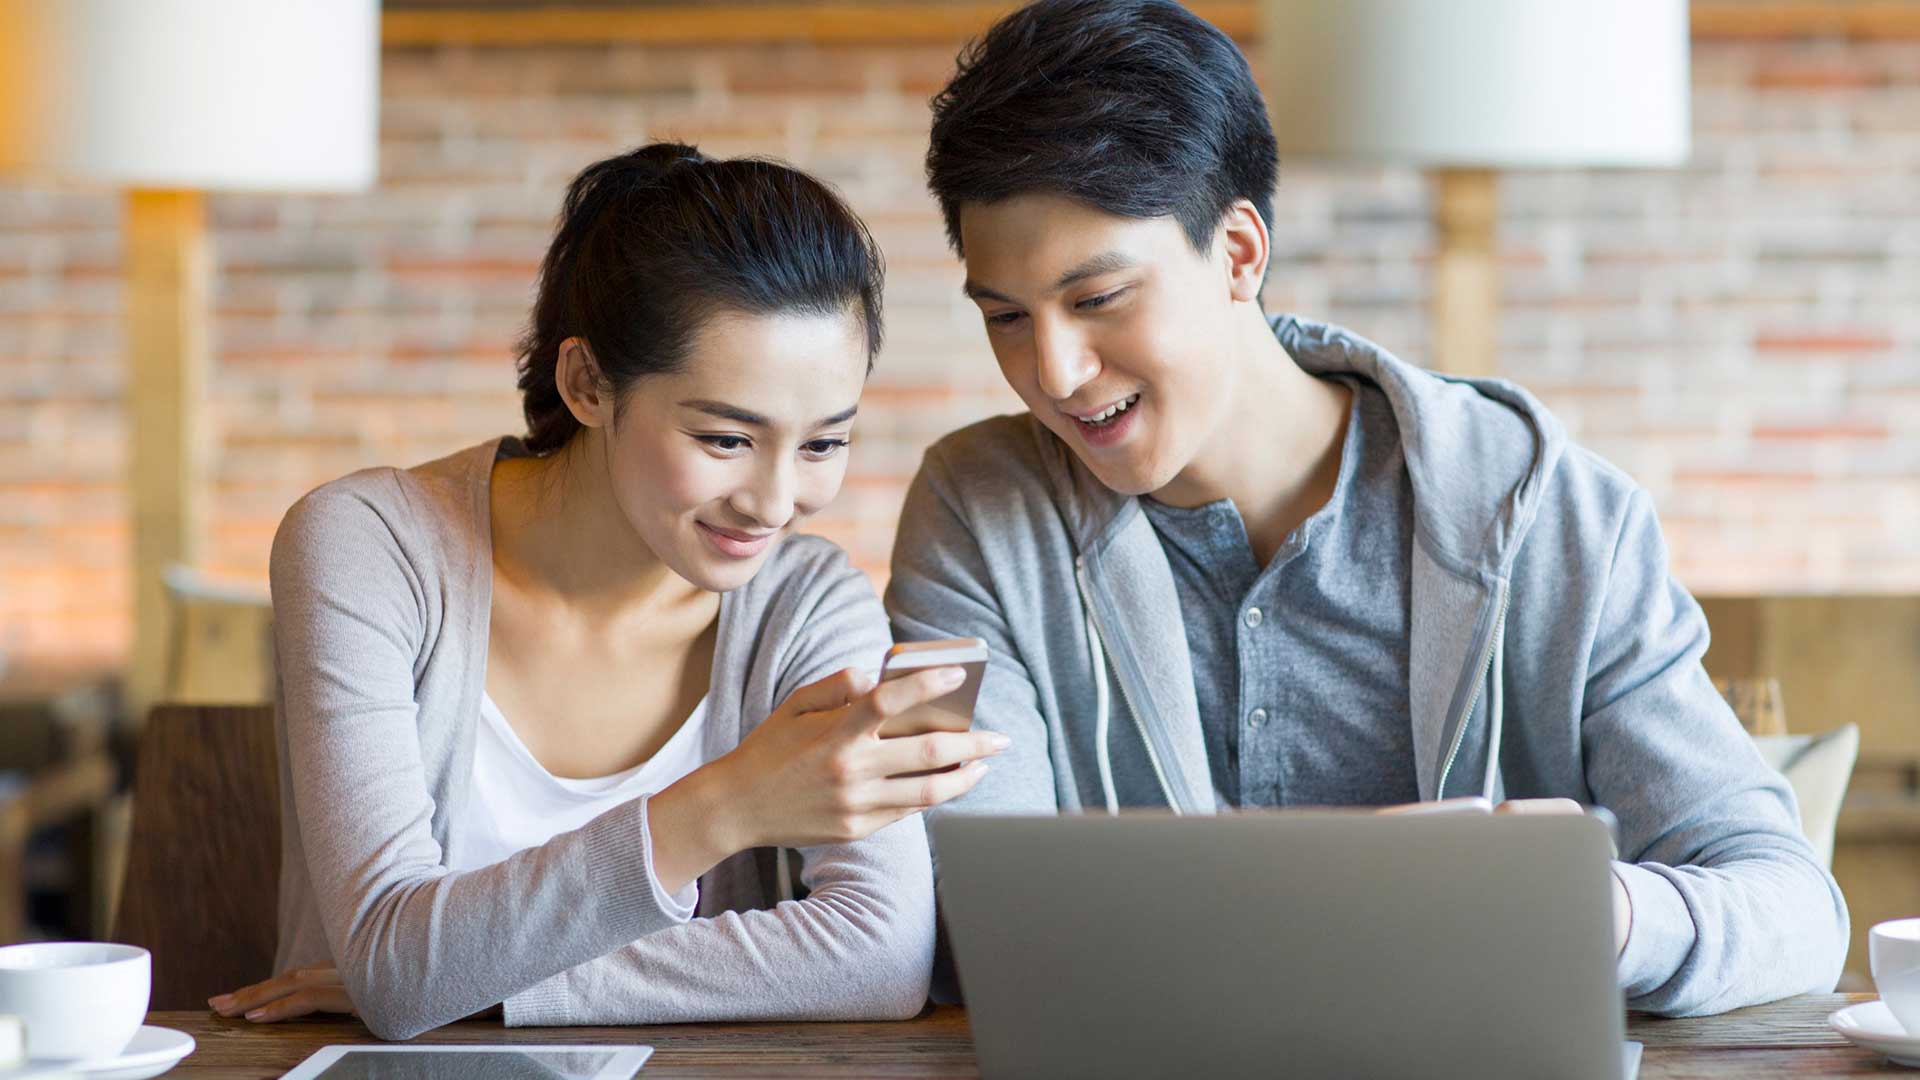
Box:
[1054,251,1138,290]
[961,251,1140,304]
[962,280,1016,304]
[680,399,860,428]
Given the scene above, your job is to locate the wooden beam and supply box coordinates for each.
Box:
[381,2,1920,47]
[1430,168,1499,377]
[1691,1,1920,39]
[124,191,209,717]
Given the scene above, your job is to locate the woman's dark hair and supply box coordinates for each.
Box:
[516,143,885,454]
[925,0,1278,258]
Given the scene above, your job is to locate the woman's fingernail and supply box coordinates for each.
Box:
[208,995,231,1010]
[937,667,966,688]
[988,733,1011,750]
[245,1008,266,1022]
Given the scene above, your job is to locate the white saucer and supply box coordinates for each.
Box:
[24,1026,197,1080]
[1830,1001,1920,1067]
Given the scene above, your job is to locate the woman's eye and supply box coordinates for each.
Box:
[700,435,750,452]
[803,438,850,458]
[985,311,1025,327]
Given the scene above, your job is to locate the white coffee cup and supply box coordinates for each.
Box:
[1872,918,1920,1037]
[0,942,149,1061]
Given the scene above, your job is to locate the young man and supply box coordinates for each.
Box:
[888,0,1848,1016]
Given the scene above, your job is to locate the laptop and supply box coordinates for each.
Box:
[932,812,1634,1080]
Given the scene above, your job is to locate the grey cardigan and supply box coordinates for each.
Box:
[271,438,932,1040]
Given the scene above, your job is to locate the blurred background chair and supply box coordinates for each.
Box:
[111,704,280,1010]
[0,677,120,944]
[1716,676,1860,870]
[162,566,275,706]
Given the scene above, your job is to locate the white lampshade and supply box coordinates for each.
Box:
[1261,0,1689,168]
[0,0,378,191]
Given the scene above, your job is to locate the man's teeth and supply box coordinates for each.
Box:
[1082,394,1140,425]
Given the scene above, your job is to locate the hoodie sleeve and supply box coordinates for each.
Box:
[885,450,1062,820]
[1580,489,1849,1016]
[500,548,936,1026]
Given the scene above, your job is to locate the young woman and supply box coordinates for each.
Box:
[209,143,1005,1039]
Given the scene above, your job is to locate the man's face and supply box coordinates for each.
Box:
[957,193,1242,497]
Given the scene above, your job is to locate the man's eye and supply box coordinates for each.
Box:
[1078,288,1124,310]
[986,311,1025,327]
[803,438,850,458]
[700,435,750,452]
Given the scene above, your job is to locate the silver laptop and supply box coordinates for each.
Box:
[933,812,1630,1080]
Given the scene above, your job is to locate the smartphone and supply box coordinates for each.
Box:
[876,637,989,738]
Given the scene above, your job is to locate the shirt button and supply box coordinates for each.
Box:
[1247,707,1269,728]
[1244,607,1264,628]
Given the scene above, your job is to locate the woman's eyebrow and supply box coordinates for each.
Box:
[680,399,859,427]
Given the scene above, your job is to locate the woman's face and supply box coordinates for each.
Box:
[570,308,869,594]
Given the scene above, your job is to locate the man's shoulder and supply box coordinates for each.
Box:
[1545,441,1646,534]
[913,411,1095,526]
[920,411,1059,489]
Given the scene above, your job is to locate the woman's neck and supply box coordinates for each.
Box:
[490,434,704,620]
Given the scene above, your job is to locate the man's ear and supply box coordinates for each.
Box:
[1218,199,1270,304]
[555,337,611,430]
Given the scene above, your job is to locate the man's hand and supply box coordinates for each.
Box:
[1495,798,1632,956]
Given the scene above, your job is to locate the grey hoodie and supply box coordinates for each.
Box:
[888,315,1848,1017]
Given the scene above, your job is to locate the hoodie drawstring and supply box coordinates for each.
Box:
[1479,609,1507,803]
[1087,607,1119,815]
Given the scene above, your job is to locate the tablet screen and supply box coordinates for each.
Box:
[311,1049,624,1079]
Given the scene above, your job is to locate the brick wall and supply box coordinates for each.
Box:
[3,32,1918,670]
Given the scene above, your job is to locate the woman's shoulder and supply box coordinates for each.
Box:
[272,439,503,585]
[744,533,876,611]
[731,534,887,648]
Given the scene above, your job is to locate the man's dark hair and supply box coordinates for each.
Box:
[517,142,884,454]
[925,0,1278,257]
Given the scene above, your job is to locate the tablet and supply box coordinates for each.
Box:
[281,1043,653,1080]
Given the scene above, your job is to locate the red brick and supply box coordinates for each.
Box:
[1751,422,1891,441]
[1752,332,1896,353]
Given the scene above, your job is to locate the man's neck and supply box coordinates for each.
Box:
[1153,309,1354,565]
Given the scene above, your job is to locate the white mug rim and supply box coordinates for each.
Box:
[1873,919,1920,946]
[0,941,149,971]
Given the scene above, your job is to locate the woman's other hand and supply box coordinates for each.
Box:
[209,966,354,1023]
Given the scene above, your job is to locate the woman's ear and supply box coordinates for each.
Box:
[555,337,611,430]
[1218,199,1270,304]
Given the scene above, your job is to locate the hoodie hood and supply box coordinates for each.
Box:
[1041,314,1568,587]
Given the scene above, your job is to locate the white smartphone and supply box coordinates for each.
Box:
[876,637,989,738]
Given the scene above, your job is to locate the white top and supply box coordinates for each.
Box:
[452,691,711,920]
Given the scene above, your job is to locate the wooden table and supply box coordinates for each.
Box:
[147,994,1893,1078]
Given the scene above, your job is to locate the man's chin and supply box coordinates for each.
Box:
[1080,455,1175,499]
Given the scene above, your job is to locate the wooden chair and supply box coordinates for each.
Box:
[111,705,280,1010]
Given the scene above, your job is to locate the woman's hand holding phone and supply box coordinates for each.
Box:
[649,663,1007,892]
